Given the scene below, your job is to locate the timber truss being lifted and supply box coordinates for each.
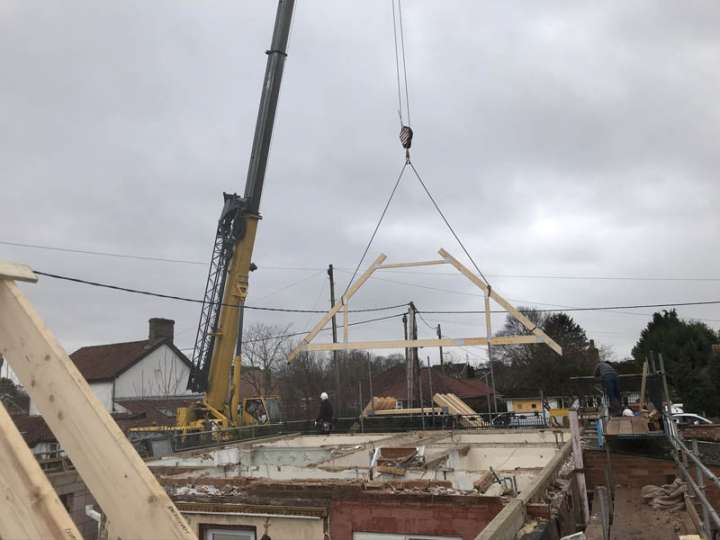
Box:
[288,248,563,361]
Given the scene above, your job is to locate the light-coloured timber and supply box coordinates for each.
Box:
[288,253,386,361]
[0,400,83,540]
[0,261,38,283]
[300,335,545,353]
[639,360,648,409]
[438,248,563,355]
[569,410,591,525]
[434,393,485,427]
[289,249,563,360]
[376,259,449,269]
[0,278,196,540]
[369,407,444,416]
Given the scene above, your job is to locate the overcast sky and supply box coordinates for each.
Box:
[2,1,719,370]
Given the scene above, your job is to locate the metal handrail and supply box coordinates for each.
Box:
[665,414,720,536]
[669,427,720,492]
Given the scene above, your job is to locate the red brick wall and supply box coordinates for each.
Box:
[583,449,720,506]
[329,499,504,540]
[583,449,677,489]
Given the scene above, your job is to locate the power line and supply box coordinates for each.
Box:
[5,240,720,282]
[419,299,720,315]
[31,269,720,319]
[179,311,406,349]
[0,240,208,266]
[33,270,408,314]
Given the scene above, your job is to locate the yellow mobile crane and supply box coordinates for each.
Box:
[176,0,294,431]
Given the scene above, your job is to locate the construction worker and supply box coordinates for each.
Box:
[315,392,334,434]
[594,360,621,415]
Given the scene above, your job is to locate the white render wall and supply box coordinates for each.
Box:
[30,381,114,414]
[113,344,193,399]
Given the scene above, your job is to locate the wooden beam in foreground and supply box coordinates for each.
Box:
[438,248,563,355]
[0,278,196,540]
[299,335,545,352]
[0,400,83,540]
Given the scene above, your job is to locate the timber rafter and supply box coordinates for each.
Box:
[287,248,562,361]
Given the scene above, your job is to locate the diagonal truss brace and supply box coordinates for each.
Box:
[287,248,562,361]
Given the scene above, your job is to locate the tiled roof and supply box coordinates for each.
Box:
[373,365,497,400]
[114,397,199,431]
[11,414,56,447]
[69,339,191,382]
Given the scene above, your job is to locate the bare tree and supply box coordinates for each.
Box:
[152,349,184,397]
[242,323,292,396]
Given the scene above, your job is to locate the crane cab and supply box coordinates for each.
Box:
[240,396,283,425]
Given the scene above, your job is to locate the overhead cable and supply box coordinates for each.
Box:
[5,240,719,282]
[179,311,406,349]
[32,270,408,314]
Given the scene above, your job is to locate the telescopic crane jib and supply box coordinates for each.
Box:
[180,0,295,430]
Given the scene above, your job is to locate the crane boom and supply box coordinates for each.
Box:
[187,0,295,423]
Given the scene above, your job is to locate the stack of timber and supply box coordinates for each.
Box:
[433,393,487,428]
[363,396,444,417]
[605,416,651,437]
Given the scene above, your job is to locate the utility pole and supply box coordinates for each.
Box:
[403,312,412,408]
[427,355,435,427]
[367,352,374,411]
[328,264,341,416]
[408,302,419,408]
[437,324,444,368]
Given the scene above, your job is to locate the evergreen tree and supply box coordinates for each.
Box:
[495,309,594,395]
[631,310,720,416]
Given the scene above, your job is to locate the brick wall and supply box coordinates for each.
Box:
[583,449,720,506]
[329,498,504,540]
[583,449,677,489]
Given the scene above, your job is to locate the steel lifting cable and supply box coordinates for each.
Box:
[407,161,491,286]
[342,160,409,295]
[392,0,411,127]
[346,1,490,294]
[392,0,413,159]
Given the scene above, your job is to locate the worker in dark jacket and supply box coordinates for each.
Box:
[315,392,334,433]
[594,361,621,415]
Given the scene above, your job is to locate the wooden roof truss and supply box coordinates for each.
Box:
[287,248,563,361]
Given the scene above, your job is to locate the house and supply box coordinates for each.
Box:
[30,318,196,414]
[373,365,497,412]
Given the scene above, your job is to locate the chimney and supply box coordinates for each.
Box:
[148,318,174,342]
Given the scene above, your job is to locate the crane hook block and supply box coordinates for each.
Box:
[399,125,413,149]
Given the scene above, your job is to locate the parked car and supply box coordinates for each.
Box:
[672,413,712,425]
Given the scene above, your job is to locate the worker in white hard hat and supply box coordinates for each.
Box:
[315,392,334,434]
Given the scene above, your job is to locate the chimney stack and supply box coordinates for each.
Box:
[149,318,174,342]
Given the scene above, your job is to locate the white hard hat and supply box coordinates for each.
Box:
[320,392,328,400]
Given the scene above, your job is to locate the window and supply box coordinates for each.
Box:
[531,403,537,409]
[202,526,256,540]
